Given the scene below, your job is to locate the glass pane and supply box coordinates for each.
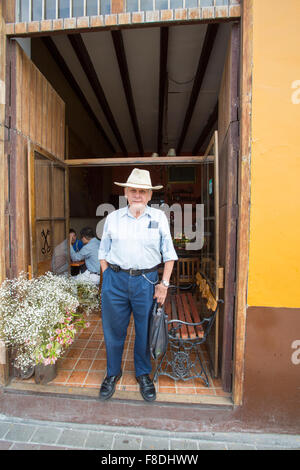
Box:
[45,0,56,19]
[216,0,228,5]
[155,0,168,10]
[101,0,111,15]
[126,0,138,12]
[170,0,183,8]
[140,0,153,10]
[186,0,198,7]
[200,0,214,6]
[59,0,70,18]
[19,0,30,22]
[32,0,43,20]
[73,0,84,16]
[86,0,98,15]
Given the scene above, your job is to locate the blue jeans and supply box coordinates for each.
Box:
[101,267,158,377]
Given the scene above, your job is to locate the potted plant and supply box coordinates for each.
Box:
[0,272,99,384]
[173,233,191,250]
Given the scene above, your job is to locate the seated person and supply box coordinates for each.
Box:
[70,228,84,275]
[70,227,100,285]
[70,228,83,252]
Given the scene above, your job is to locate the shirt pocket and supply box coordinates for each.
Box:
[145,226,160,248]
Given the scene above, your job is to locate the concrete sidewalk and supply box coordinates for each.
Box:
[0,414,299,450]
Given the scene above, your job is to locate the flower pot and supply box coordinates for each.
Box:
[34,363,58,385]
[8,347,35,380]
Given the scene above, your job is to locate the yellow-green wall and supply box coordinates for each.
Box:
[248,0,300,307]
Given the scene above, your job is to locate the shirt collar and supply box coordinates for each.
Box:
[121,205,152,218]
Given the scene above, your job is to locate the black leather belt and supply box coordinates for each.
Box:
[108,263,159,277]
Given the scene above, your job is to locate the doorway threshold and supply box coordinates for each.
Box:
[5,380,233,407]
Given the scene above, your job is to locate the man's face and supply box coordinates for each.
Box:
[70,232,76,244]
[125,187,152,211]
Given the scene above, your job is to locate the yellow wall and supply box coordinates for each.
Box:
[248,0,300,308]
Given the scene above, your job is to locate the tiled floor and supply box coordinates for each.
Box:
[11,311,231,403]
[51,312,230,400]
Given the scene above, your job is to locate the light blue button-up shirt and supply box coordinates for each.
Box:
[70,237,100,274]
[98,206,178,270]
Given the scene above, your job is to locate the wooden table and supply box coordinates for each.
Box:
[70,261,85,267]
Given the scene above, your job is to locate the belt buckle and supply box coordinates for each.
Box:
[129,268,134,276]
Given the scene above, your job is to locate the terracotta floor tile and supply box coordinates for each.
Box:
[67,370,88,385]
[76,359,93,370]
[51,370,70,384]
[175,379,195,388]
[215,389,231,397]
[212,378,223,388]
[158,386,176,394]
[73,339,89,348]
[91,334,103,341]
[121,372,137,386]
[85,340,100,349]
[65,348,82,359]
[84,371,104,386]
[80,349,97,359]
[193,377,213,388]
[157,375,175,387]
[125,351,135,362]
[123,360,134,372]
[90,359,106,371]
[177,387,196,395]
[59,358,78,370]
[79,332,91,339]
[194,387,216,395]
[94,349,107,359]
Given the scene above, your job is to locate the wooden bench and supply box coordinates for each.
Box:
[164,293,204,340]
[153,272,222,386]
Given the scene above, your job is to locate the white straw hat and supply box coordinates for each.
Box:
[114,168,163,190]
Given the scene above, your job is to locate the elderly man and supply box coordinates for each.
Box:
[98,168,178,402]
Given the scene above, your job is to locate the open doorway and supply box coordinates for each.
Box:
[8,19,240,404]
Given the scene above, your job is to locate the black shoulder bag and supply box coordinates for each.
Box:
[148,301,169,360]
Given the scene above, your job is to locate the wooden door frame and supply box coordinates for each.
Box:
[232,0,253,406]
[28,142,69,278]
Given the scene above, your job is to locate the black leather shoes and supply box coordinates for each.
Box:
[99,371,122,400]
[136,374,156,402]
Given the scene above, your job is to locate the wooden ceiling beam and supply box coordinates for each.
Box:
[157,27,169,156]
[65,155,214,167]
[68,33,128,156]
[176,24,219,155]
[111,30,144,156]
[192,102,218,155]
[41,36,116,154]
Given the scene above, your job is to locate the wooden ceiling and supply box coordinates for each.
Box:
[42,22,231,157]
